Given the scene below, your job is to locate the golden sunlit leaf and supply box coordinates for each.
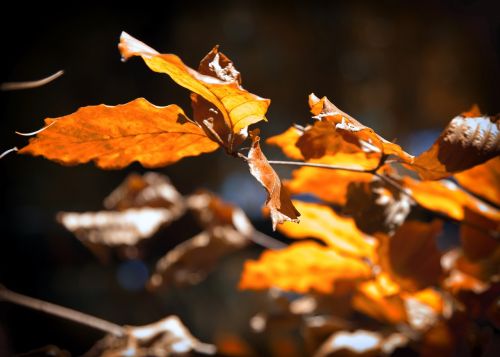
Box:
[377,220,444,292]
[119,32,270,149]
[287,163,374,206]
[278,201,376,260]
[239,241,372,294]
[343,177,413,235]
[247,131,300,230]
[19,98,219,169]
[411,111,499,180]
[266,126,304,160]
[402,177,500,222]
[454,157,500,206]
[85,316,216,357]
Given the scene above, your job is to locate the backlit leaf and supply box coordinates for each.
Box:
[278,201,376,260]
[454,157,500,206]
[119,32,270,149]
[19,98,219,169]
[247,131,300,230]
[411,109,499,180]
[239,241,372,294]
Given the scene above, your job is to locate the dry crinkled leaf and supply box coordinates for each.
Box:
[411,110,499,180]
[239,241,372,294]
[377,220,444,292]
[278,201,376,260]
[58,172,185,248]
[247,131,300,230]
[343,177,413,235]
[83,315,215,357]
[58,208,174,246]
[308,93,414,164]
[19,98,219,169]
[104,172,184,210]
[286,164,373,206]
[454,157,500,206]
[148,227,248,288]
[119,32,270,149]
[313,330,409,357]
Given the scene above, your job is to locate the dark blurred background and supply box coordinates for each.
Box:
[1,0,499,355]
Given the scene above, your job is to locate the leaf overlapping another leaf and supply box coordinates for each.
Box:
[119,32,270,150]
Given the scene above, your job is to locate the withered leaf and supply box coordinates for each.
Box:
[239,241,372,294]
[247,131,300,230]
[58,172,185,249]
[84,315,216,357]
[19,98,219,169]
[104,172,184,210]
[313,330,409,357]
[278,201,376,260]
[119,32,270,149]
[411,110,499,180]
[377,220,444,292]
[58,208,173,247]
[454,156,500,206]
[149,191,253,288]
[149,228,247,288]
[308,93,414,164]
[343,177,413,235]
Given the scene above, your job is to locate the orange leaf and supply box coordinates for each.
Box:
[239,241,372,294]
[19,98,219,169]
[247,131,300,230]
[454,157,500,206]
[287,164,373,206]
[411,110,499,180]
[377,220,444,292]
[278,201,376,260]
[402,177,500,223]
[266,126,304,160]
[119,32,270,149]
[308,93,414,163]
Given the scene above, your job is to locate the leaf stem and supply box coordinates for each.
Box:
[0,285,124,336]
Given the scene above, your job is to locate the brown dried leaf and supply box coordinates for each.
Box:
[377,220,444,292]
[57,208,174,247]
[313,330,409,357]
[148,227,248,288]
[308,94,414,163]
[454,156,500,206]
[412,111,500,180]
[19,98,219,169]
[247,131,300,230]
[84,315,215,357]
[343,177,413,235]
[104,172,184,211]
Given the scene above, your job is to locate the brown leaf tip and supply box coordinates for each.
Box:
[119,31,159,61]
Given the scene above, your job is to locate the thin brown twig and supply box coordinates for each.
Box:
[267,160,373,173]
[1,70,64,91]
[249,230,287,250]
[0,285,124,336]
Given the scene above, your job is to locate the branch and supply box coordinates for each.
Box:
[0,285,124,336]
[267,160,374,173]
[1,70,64,91]
[248,230,287,250]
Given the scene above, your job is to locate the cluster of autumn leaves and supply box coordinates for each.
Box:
[14,33,500,355]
